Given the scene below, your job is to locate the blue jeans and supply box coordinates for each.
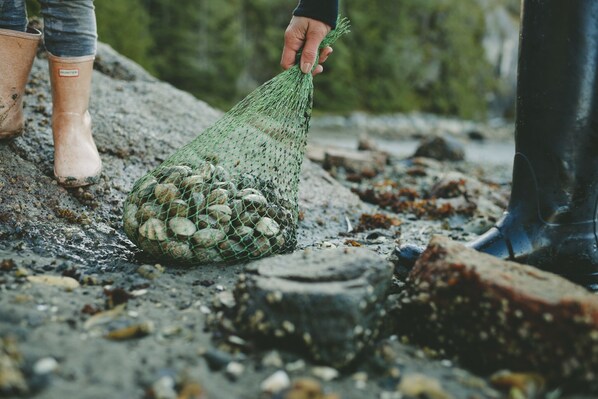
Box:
[0,0,96,57]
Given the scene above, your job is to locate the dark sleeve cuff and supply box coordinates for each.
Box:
[293,0,339,29]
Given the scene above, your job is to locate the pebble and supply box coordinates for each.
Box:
[285,359,306,373]
[137,264,164,279]
[260,370,291,394]
[225,361,245,380]
[27,275,80,290]
[262,351,284,368]
[311,366,339,382]
[151,375,177,399]
[398,373,453,399]
[33,357,58,375]
[203,348,233,371]
[105,321,155,340]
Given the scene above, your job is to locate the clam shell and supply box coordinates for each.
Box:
[167,199,190,218]
[255,217,280,238]
[154,183,180,204]
[213,181,237,196]
[136,203,164,223]
[238,212,261,227]
[233,225,254,240]
[192,228,226,248]
[196,214,219,229]
[266,206,294,227]
[157,165,191,181]
[230,199,244,221]
[207,188,229,206]
[168,217,197,238]
[213,165,230,182]
[219,239,246,259]
[207,205,232,224]
[123,203,139,238]
[181,175,207,193]
[194,248,223,264]
[163,241,194,261]
[236,188,262,198]
[139,218,168,241]
[138,237,161,256]
[242,194,268,213]
[193,162,215,181]
[189,192,206,210]
[270,234,286,251]
[137,176,158,198]
[251,236,272,257]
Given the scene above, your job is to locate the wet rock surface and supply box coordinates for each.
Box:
[233,248,393,368]
[395,236,598,390]
[0,44,595,399]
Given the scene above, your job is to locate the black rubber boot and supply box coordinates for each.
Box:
[395,0,598,291]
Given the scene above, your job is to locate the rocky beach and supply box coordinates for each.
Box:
[1,45,597,399]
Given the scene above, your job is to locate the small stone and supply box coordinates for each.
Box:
[203,348,233,371]
[151,375,177,399]
[260,370,290,394]
[262,350,284,368]
[225,361,245,380]
[414,135,465,161]
[27,275,80,291]
[398,373,453,399]
[311,366,339,382]
[105,321,154,340]
[33,357,58,375]
[137,264,165,280]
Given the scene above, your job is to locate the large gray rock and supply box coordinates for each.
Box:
[233,247,393,368]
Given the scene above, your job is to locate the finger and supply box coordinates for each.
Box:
[280,30,304,70]
[319,46,333,64]
[312,64,324,76]
[300,27,326,74]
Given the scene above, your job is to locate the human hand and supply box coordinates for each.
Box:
[281,16,334,76]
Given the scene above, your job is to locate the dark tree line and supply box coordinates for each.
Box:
[27,0,511,118]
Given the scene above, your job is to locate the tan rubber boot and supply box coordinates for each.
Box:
[49,54,102,187]
[0,27,41,139]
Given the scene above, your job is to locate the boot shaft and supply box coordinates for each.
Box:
[48,54,94,116]
[0,27,41,136]
[513,0,598,223]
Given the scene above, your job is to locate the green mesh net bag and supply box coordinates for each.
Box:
[123,19,350,265]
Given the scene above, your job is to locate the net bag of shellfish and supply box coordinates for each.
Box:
[123,19,350,265]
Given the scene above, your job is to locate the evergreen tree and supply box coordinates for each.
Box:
[94,0,154,72]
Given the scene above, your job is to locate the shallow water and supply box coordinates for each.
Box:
[308,129,515,166]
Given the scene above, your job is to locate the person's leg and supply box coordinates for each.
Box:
[0,0,28,31]
[0,0,41,138]
[39,0,101,187]
[395,0,598,290]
